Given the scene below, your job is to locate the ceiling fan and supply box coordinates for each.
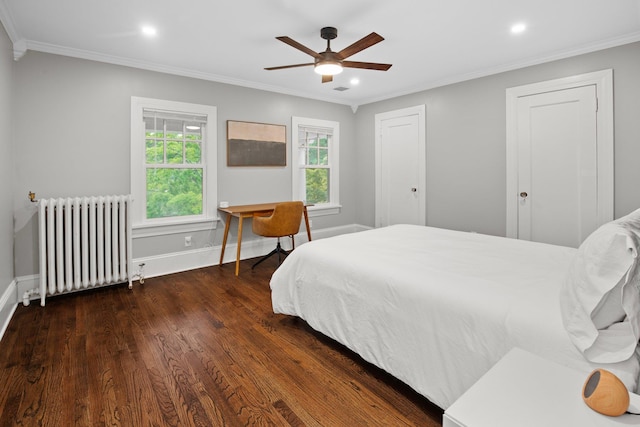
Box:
[265,27,392,83]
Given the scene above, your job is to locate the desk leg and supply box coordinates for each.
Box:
[219,213,232,266]
[303,207,312,242]
[235,216,244,276]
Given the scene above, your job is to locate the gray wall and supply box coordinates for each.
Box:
[11,52,357,277]
[355,42,640,236]
[0,25,13,297]
[8,39,640,278]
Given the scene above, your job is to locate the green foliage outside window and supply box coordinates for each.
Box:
[145,126,204,219]
[146,168,203,218]
[305,169,329,204]
[303,135,330,204]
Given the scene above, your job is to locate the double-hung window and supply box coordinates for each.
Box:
[291,116,340,215]
[131,97,217,228]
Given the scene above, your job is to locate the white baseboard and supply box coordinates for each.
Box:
[6,224,371,340]
[131,222,369,281]
[16,274,40,304]
[0,279,18,343]
[15,223,372,297]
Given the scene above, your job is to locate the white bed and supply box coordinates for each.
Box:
[270,221,640,409]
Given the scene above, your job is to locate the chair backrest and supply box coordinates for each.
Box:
[252,201,304,238]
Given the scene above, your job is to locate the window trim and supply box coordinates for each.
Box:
[131,96,217,229]
[291,116,340,216]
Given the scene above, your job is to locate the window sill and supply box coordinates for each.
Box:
[132,217,219,238]
[307,204,341,217]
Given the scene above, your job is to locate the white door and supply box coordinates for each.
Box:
[517,86,597,247]
[375,105,426,227]
[506,70,614,248]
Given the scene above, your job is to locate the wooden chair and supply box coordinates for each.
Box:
[251,201,304,269]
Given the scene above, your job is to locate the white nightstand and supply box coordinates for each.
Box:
[443,348,639,427]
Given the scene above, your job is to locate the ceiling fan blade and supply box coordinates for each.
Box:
[276,36,322,59]
[322,75,333,83]
[342,61,392,71]
[337,32,384,59]
[264,63,314,71]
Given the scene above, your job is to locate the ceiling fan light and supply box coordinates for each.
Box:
[314,61,343,76]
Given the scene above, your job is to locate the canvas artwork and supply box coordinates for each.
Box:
[227,120,286,166]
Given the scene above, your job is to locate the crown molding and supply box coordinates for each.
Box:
[8,29,640,109]
[0,0,19,44]
[22,39,354,107]
[357,31,640,107]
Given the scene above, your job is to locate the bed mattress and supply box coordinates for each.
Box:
[270,225,640,409]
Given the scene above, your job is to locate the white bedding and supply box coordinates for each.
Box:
[270,225,640,409]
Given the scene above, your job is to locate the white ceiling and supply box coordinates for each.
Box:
[1,0,639,108]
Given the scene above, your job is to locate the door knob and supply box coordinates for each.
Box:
[520,192,528,198]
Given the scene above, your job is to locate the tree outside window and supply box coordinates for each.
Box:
[144,115,205,219]
[130,97,217,228]
[292,117,339,211]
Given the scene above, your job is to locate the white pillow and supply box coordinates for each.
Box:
[559,208,640,363]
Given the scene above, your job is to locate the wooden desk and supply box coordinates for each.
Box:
[218,202,312,276]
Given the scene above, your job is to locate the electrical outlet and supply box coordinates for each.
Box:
[309,219,313,228]
[184,236,192,247]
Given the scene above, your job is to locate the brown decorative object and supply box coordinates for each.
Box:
[582,369,630,416]
[227,120,286,166]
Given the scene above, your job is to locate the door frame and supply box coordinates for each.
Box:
[505,69,614,239]
[375,105,426,227]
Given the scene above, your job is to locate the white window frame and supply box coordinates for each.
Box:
[291,116,340,216]
[130,96,217,234]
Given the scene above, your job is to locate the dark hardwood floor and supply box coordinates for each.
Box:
[0,257,443,426]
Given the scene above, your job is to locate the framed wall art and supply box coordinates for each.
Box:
[227,120,286,166]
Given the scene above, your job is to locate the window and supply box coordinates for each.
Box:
[131,97,217,229]
[292,117,340,214]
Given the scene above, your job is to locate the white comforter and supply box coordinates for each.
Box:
[270,225,640,409]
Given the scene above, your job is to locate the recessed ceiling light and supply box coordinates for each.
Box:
[141,26,157,37]
[511,23,527,34]
[350,78,360,85]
